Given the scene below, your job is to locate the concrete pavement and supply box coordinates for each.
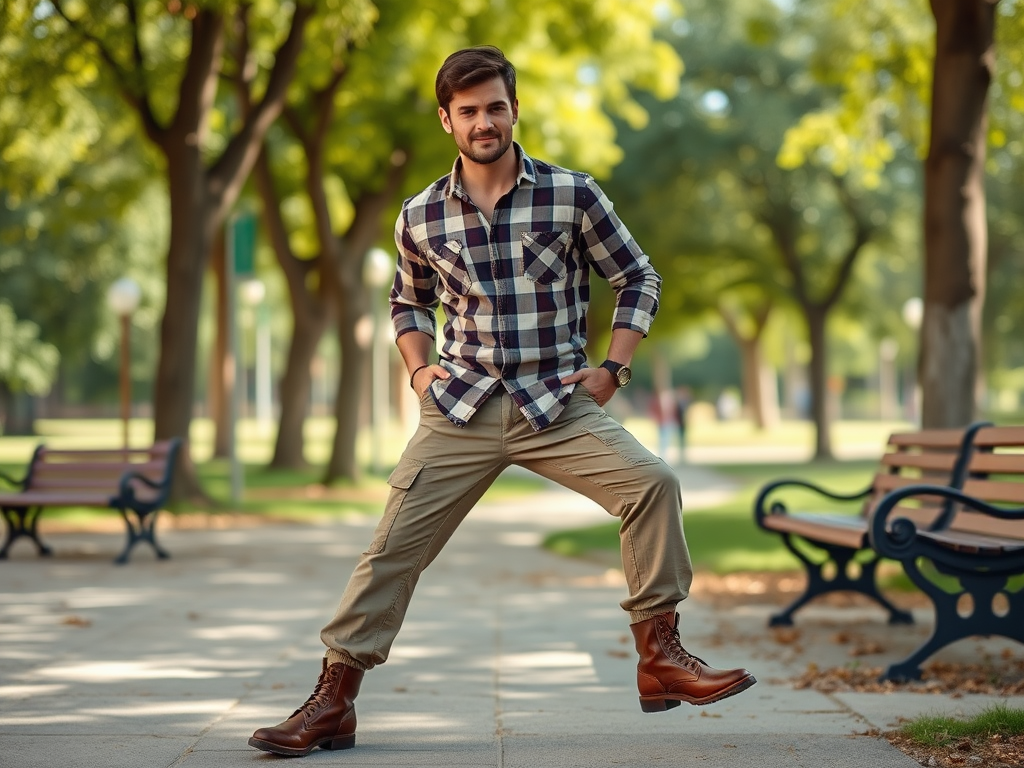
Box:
[1,462,1022,768]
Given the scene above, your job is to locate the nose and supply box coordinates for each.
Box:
[475,112,495,133]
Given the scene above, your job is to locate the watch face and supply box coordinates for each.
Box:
[617,366,632,387]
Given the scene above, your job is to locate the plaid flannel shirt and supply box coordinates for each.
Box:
[391,144,661,431]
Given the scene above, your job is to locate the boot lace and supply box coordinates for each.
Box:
[658,616,705,673]
[293,663,342,718]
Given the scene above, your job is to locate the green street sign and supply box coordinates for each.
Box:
[232,213,257,277]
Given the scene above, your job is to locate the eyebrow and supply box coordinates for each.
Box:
[457,101,508,112]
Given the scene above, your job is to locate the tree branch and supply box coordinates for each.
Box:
[50,0,164,143]
[822,175,873,309]
[208,3,314,198]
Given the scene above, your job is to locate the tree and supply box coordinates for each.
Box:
[0,303,60,435]
[1,7,166,429]
[607,0,918,455]
[780,0,1024,428]
[42,0,313,498]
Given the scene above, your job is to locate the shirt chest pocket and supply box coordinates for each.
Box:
[520,231,571,284]
[426,238,471,295]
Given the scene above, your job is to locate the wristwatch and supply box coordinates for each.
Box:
[600,359,632,388]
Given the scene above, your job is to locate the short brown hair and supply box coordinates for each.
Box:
[435,46,517,113]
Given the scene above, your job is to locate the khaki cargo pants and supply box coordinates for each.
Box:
[320,387,692,670]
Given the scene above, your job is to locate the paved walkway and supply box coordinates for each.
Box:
[1,462,1022,768]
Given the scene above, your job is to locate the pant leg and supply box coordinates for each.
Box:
[508,389,692,622]
[320,392,508,669]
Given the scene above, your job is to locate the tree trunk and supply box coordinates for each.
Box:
[737,337,779,431]
[322,153,409,484]
[0,383,34,436]
[719,303,778,432]
[920,0,995,428]
[251,146,332,470]
[152,148,216,501]
[324,257,371,484]
[271,308,327,469]
[805,305,833,459]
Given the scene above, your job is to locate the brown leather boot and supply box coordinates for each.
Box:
[248,659,364,756]
[630,611,755,711]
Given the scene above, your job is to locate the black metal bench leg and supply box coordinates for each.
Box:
[882,562,1024,682]
[769,535,913,627]
[114,508,170,565]
[1,506,54,558]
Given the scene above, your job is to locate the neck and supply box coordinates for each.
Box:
[459,144,518,197]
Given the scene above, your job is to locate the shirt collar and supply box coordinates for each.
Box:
[447,142,537,200]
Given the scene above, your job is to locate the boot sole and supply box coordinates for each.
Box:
[639,674,757,712]
[248,733,356,756]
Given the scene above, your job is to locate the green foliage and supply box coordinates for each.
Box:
[0,302,60,396]
[606,0,922,358]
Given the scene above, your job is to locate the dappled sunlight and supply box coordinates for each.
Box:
[0,684,67,698]
[84,699,236,717]
[366,712,485,733]
[501,650,600,687]
[207,571,290,585]
[499,531,543,547]
[0,713,93,726]
[190,624,286,642]
[0,587,156,609]
[37,661,225,682]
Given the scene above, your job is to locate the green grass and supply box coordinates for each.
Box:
[899,704,1024,747]
[544,458,882,574]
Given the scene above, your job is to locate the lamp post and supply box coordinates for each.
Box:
[106,277,142,450]
[365,248,394,474]
[903,297,924,424]
[240,278,271,431]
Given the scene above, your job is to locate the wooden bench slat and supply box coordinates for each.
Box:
[972,426,1024,448]
[881,453,959,471]
[39,445,174,460]
[947,510,1024,539]
[32,460,168,474]
[916,528,1024,555]
[887,430,969,448]
[0,491,115,506]
[760,513,867,549]
[959,478,1024,504]
[966,453,1024,475]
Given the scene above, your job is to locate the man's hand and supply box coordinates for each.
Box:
[561,367,617,406]
[412,364,450,398]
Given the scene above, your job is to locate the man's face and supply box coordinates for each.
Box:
[439,76,518,166]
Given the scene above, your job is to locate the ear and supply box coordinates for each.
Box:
[511,99,519,126]
[438,106,453,134]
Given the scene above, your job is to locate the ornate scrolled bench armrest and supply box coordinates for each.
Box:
[754,478,871,527]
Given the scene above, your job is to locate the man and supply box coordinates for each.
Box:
[249,45,755,758]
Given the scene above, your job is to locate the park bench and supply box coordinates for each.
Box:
[870,424,1024,681]
[0,439,181,564]
[753,424,986,627]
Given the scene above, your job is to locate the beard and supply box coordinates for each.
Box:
[455,128,513,165]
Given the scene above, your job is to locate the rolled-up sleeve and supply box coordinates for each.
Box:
[579,177,661,336]
[391,207,439,339]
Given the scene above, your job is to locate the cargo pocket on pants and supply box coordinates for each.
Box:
[581,419,662,467]
[365,458,425,554]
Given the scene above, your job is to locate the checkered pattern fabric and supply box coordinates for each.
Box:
[391,144,661,431]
